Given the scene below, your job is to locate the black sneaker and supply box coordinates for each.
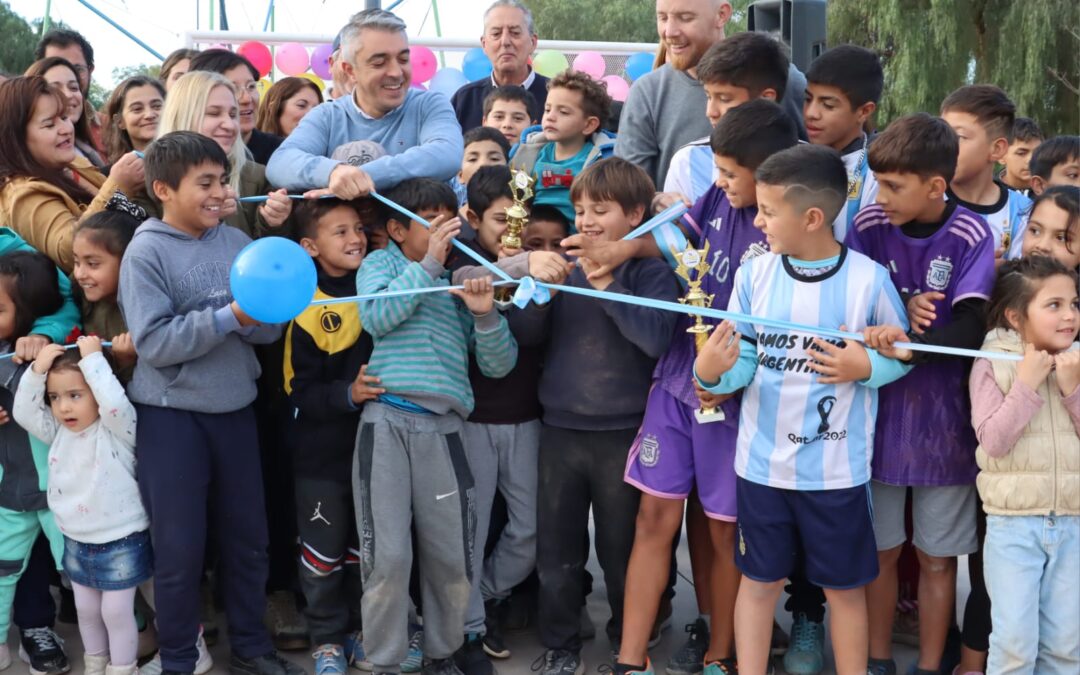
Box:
[664,619,709,675]
[422,657,464,675]
[19,627,71,675]
[531,650,583,675]
[229,651,307,675]
[482,600,510,659]
[453,636,493,675]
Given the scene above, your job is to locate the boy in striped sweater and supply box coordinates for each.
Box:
[353,179,518,675]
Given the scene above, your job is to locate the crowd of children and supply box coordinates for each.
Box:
[0,10,1078,675]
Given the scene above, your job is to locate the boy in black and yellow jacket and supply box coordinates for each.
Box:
[283,198,380,675]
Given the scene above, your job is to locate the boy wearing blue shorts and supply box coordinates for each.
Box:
[694,145,911,675]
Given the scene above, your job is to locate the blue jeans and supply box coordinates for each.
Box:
[985,514,1080,675]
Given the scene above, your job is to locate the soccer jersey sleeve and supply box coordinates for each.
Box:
[951,224,996,305]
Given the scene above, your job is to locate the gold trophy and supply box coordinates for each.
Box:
[502,170,535,251]
[672,242,725,423]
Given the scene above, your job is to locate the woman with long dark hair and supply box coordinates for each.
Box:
[0,76,143,273]
[25,57,106,168]
[102,76,165,164]
[255,76,323,138]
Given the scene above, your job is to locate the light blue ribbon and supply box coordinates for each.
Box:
[624,202,689,240]
[0,341,114,361]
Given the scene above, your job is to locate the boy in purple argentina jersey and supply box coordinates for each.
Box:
[851,114,996,675]
[616,100,798,675]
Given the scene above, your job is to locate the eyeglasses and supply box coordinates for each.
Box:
[237,82,259,97]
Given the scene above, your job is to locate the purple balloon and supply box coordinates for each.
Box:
[311,43,334,80]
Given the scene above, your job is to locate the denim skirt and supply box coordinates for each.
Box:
[63,530,153,591]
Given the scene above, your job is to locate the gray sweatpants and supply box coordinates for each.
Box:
[462,420,540,634]
[353,402,476,672]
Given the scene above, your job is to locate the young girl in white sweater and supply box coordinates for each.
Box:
[13,336,150,675]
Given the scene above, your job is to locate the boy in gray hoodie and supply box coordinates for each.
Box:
[118,132,302,675]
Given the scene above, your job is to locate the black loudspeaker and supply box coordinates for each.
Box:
[747,0,828,71]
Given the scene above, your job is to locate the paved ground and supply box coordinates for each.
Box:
[7,521,967,675]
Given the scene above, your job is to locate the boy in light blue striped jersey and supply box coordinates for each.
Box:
[353,178,518,675]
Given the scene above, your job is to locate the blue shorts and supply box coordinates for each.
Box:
[63,530,153,591]
[735,477,878,589]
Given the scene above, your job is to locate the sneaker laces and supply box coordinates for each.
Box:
[23,627,61,652]
[790,614,821,652]
[313,645,343,659]
[407,628,423,653]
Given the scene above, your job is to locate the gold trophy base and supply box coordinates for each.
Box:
[695,405,726,424]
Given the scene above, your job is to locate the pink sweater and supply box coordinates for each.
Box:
[970,358,1080,458]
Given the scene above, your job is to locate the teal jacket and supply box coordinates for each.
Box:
[0,227,80,344]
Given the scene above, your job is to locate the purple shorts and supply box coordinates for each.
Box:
[624,385,738,521]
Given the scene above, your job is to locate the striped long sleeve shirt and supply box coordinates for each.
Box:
[356,241,517,417]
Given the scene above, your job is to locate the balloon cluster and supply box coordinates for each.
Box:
[234,40,330,90]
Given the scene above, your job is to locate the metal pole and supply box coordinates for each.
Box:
[365,0,381,8]
[262,0,275,32]
[75,0,165,60]
[431,0,445,67]
[42,0,52,33]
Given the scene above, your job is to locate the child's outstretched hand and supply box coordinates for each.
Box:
[350,364,385,405]
[907,292,944,335]
[77,335,103,357]
[1053,350,1080,397]
[12,334,50,364]
[450,276,496,316]
[562,236,638,281]
[259,189,292,228]
[863,325,913,361]
[807,326,871,384]
[695,320,741,386]
[693,380,732,409]
[579,257,614,291]
[527,251,572,285]
[31,343,67,375]
[426,215,461,266]
[220,185,239,221]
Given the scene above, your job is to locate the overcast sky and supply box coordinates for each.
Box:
[12,0,491,86]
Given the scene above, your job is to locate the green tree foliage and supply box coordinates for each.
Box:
[529,0,753,43]
[0,0,39,75]
[828,0,1079,135]
[113,63,161,83]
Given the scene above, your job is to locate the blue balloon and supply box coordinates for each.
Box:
[462,47,493,81]
[625,52,654,82]
[429,67,469,97]
[230,237,317,324]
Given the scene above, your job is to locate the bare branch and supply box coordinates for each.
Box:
[1046,66,1080,96]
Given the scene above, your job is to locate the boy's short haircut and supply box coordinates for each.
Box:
[290,197,363,242]
[482,85,538,120]
[868,113,958,183]
[696,31,789,101]
[527,204,571,234]
[467,165,514,219]
[569,157,654,216]
[755,144,848,225]
[463,126,512,160]
[940,84,1016,141]
[547,70,612,127]
[1010,116,1043,144]
[144,131,231,200]
[710,99,799,171]
[380,178,458,228]
[1029,135,1080,181]
[805,44,883,108]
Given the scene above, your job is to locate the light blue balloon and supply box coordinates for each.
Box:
[230,237,317,324]
[625,52,654,82]
[462,47,494,81]
[429,67,469,97]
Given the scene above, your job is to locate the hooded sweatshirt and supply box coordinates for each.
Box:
[118,219,281,413]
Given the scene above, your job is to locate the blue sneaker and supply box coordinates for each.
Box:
[783,613,824,675]
[343,632,366,669]
[401,625,424,674]
[702,659,737,675]
[314,644,348,675]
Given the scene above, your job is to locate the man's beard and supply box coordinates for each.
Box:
[665,40,709,72]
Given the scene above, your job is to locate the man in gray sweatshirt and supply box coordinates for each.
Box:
[616,0,807,188]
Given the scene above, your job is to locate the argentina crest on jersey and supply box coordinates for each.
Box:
[640,434,661,467]
[926,255,953,291]
[740,242,769,265]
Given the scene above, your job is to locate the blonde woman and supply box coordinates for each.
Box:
[156,70,291,238]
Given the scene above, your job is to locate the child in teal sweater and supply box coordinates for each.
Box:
[353,179,517,674]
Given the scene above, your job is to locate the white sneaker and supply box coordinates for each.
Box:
[141,628,213,675]
[85,654,110,675]
[0,644,11,671]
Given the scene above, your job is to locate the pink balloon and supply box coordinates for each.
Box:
[276,42,310,76]
[411,46,438,83]
[573,51,606,79]
[310,43,334,80]
[602,75,630,102]
[237,41,272,77]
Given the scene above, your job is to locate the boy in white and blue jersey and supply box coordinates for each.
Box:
[693,145,911,675]
[803,45,884,242]
[941,85,1032,259]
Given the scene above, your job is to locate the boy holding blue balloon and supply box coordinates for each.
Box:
[118,131,303,675]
